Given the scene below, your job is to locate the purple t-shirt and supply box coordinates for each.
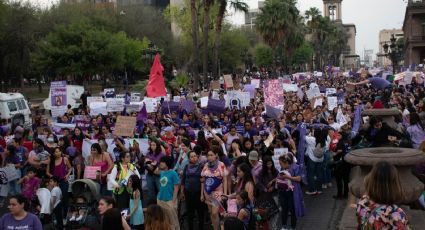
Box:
[368,77,390,90]
[0,212,42,230]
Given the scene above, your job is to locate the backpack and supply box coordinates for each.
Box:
[329,132,341,152]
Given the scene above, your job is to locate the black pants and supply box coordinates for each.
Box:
[132,224,144,230]
[115,189,131,210]
[335,161,350,197]
[53,202,63,230]
[185,190,205,230]
[279,190,296,228]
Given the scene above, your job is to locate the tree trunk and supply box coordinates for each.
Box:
[190,0,200,91]
[202,0,211,89]
[212,0,227,80]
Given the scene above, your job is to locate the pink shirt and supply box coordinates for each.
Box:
[22,177,41,200]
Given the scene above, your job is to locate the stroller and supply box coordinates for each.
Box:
[66,179,101,230]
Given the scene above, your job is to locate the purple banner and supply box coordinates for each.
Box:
[264,80,284,109]
[243,84,256,98]
[50,81,67,106]
[161,101,180,114]
[181,99,195,113]
[203,99,225,115]
[75,115,90,131]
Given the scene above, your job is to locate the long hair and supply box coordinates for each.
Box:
[237,163,254,190]
[148,139,162,156]
[364,161,403,205]
[144,204,171,230]
[129,174,141,199]
[410,112,424,130]
[102,208,123,230]
[260,155,277,178]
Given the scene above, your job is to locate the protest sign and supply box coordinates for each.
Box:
[272,148,288,171]
[161,101,179,114]
[0,165,20,183]
[282,84,298,92]
[205,99,226,114]
[52,122,76,131]
[90,102,107,116]
[212,91,220,100]
[126,102,143,113]
[84,166,101,180]
[325,88,337,96]
[181,99,195,113]
[75,115,91,131]
[106,98,124,112]
[104,88,115,98]
[264,80,284,109]
[224,75,234,88]
[265,105,283,119]
[211,81,220,90]
[243,84,256,98]
[114,116,137,137]
[314,98,323,108]
[50,81,67,117]
[173,96,181,102]
[200,97,209,108]
[142,97,158,113]
[131,93,141,102]
[327,96,338,111]
[306,87,320,100]
[240,92,251,107]
[87,96,104,106]
[404,71,413,85]
[336,108,347,125]
[251,79,260,88]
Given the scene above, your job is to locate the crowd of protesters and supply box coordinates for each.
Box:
[0,67,421,230]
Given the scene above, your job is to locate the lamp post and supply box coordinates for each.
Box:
[382,34,403,75]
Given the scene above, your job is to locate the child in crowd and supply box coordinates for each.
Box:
[17,167,41,205]
[48,176,63,230]
[276,155,297,230]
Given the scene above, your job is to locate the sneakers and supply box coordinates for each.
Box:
[305,191,317,195]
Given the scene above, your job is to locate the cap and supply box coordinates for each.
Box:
[248,150,259,161]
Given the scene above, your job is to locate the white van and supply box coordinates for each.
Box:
[0,93,32,129]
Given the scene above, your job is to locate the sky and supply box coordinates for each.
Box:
[227,0,408,59]
[27,0,407,59]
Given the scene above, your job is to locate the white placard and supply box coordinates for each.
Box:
[142,97,158,113]
[51,106,67,118]
[282,84,298,92]
[327,96,338,111]
[306,87,321,100]
[173,96,181,102]
[89,102,107,116]
[325,88,337,96]
[314,98,323,108]
[212,91,220,100]
[106,98,125,112]
[251,79,260,88]
[404,71,413,85]
[200,97,209,108]
[272,148,288,171]
[240,92,251,107]
[87,96,104,105]
[126,102,143,113]
[104,88,115,98]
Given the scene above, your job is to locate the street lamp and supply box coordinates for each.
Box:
[382,34,403,74]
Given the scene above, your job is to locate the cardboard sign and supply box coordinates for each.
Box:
[211,81,220,90]
[83,166,101,179]
[126,102,143,113]
[224,75,233,88]
[90,102,107,116]
[251,79,260,88]
[114,116,137,137]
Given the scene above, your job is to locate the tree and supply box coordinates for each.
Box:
[212,0,248,79]
[202,0,213,88]
[190,0,201,90]
[254,44,273,67]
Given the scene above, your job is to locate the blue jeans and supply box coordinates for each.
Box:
[322,151,332,184]
[307,159,323,192]
[146,174,160,202]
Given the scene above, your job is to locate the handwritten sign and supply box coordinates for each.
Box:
[211,81,220,90]
[50,81,67,117]
[282,84,298,92]
[325,88,337,96]
[106,98,124,112]
[89,102,107,116]
[83,166,101,180]
[264,80,284,109]
[306,87,320,100]
[114,116,137,137]
[314,98,323,108]
[87,96,104,105]
[200,97,209,108]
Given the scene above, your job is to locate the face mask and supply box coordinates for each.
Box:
[27,135,33,141]
[47,137,54,143]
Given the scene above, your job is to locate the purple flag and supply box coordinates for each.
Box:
[161,101,179,114]
[204,99,225,115]
[352,104,363,133]
[181,99,195,113]
[137,103,147,122]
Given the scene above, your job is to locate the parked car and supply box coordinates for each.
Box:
[0,93,32,130]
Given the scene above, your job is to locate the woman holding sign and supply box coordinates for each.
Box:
[89,143,114,196]
[201,149,228,230]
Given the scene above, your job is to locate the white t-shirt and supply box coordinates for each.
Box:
[50,186,62,209]
[36,188,51,214]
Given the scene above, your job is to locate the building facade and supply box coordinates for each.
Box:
[377,29,403,67]
[403,0,425,65]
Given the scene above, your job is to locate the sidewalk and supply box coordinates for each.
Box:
[296,184,347,230]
